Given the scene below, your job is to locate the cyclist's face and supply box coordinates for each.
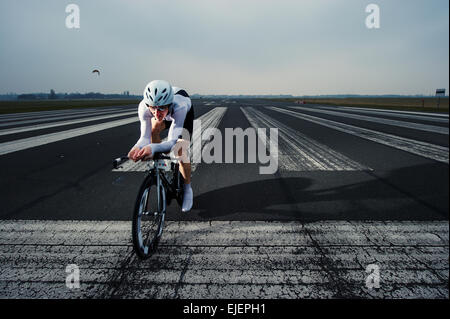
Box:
[147,104,169,121]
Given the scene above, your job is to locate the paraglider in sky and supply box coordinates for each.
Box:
[92,69,100,76]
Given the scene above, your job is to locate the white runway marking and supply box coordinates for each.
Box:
[241,107,369,171]
[0,111,136,136]
[0,117,138,156]
[269,107,449,164]
[0,220,447,299]
[291,106,449,135]
[316,105,449,124]
[319,105,449,118]
[0,108,132,128]
[0,107,130,122]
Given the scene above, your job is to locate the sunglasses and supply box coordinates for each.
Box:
[146,103,170,112]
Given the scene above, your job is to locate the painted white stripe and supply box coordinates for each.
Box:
[0,116,138,156]
[0,220,447,246]
[0,107,130,121]
[113,107,228,172]
[0,111,136,137]
[291,106,449,135]
[316,105,449,124]
[191,107,227,146]
[323,105,449,118]
[0,108,133,128]
[0,220,447,298]
[112,157,154,172]
[191,107,227,171]
[241,107,368,171]
[269,106,449,164]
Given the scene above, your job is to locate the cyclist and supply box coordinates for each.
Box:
[128,80,194,212]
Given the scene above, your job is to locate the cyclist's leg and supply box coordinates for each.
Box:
[179,105,194,212]
[178,105,194,182]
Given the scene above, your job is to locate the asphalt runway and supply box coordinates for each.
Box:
[0,99,448,298]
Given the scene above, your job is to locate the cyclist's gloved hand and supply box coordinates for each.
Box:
[136,145,152,161]
[128,146,141,162]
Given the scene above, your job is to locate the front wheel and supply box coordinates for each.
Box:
[132,174,166,259]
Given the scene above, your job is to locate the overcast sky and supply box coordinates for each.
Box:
[0,0,448,95]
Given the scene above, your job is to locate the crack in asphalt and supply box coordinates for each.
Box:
[407,247,448,283]
[100,248,135,298]
[173,249,193,299]
[1,220,448,298]
[302,224,360,298]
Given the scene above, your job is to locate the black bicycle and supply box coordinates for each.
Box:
[113,153,184,259]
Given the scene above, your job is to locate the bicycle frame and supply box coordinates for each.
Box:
[148,156,183,206]
[113,154,182,206]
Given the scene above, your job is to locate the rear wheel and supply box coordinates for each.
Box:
[132,174,166,259]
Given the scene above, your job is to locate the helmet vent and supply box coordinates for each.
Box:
[154,88,158,95]
[162,88,167,93]
[158,96,163,101]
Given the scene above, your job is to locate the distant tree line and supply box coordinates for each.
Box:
[1,91,446,101]
[13,90,140,100]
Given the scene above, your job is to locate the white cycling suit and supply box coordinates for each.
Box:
[134,87,192,154]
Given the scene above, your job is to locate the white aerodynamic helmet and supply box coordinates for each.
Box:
[143,80,174,106]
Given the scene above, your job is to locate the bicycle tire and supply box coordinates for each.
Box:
[132,174,166,259]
